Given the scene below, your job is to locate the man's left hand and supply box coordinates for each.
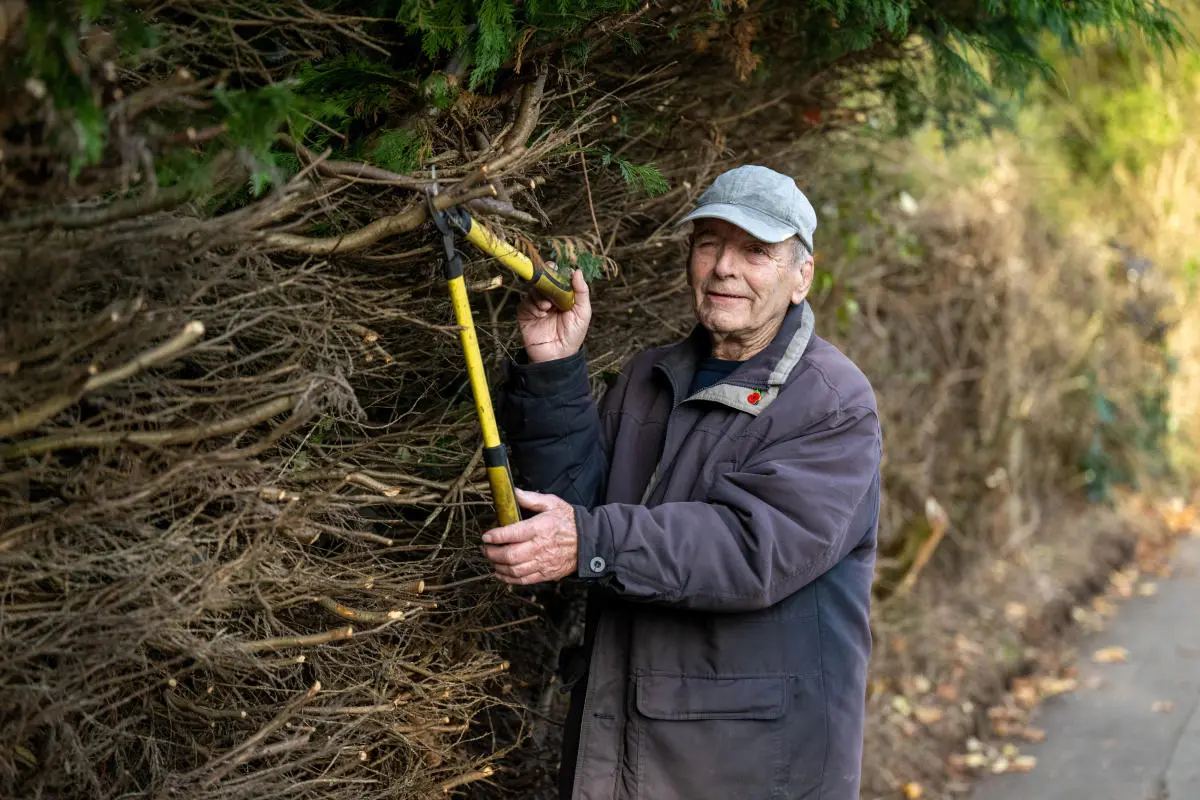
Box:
[482,488,578,585]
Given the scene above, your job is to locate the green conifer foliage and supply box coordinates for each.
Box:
[4,1,1186,187]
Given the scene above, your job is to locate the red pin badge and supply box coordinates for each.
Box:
[747,391,761,405]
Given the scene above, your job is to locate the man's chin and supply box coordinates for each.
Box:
[698,311,745,336]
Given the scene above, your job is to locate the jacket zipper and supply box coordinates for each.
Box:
[639,369,686,505]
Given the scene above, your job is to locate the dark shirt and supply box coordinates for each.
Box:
[688,356,741,395]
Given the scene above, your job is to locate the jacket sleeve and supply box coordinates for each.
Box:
[572,403,882,612]
[496,349,611,508]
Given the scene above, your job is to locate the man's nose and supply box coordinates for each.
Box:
[713,244,739,277]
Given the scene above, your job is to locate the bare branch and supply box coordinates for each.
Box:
[500,67,549,153]
[240,628,353,654]
[261,185,498,254]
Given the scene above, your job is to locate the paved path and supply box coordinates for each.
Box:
[971,536,1200,800]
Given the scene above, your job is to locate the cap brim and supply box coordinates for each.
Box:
[678,203,797,244]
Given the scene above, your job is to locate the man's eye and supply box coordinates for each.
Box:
[695,239,717,248]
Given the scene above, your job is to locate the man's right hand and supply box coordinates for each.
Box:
[517,266,592,363]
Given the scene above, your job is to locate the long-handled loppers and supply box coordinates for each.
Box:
[426,189,575,525]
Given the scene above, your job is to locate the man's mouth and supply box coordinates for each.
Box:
[705,290,745,301]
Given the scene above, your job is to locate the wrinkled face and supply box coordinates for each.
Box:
[688,218,812,353]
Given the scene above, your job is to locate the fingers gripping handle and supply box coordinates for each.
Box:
[484,446,521,527]
[529,264,575,312]
[455,209,576,312]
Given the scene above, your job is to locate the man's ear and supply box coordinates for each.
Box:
[791,255,815,304]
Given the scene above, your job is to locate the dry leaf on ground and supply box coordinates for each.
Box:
[936,682,959,701]
[1020,727,1047,742]
[902,782,923,799]
[1038,676,1079,696]
[1092,646,1130,663]
[1092,597,1118,616]
[1010,678,1039,708]
[1004,601,1028,622]
[914,705,944,725]
[1012,755,1038,772]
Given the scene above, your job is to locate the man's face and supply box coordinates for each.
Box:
[688,218,812,351]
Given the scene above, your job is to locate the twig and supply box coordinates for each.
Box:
[0,395,299,459]
[710,91,792,125]
[355,469,456,491]
[451,661,510,682]
[421,446,484,531]
[198,681,322,787]
[165,688,249,721]
[314,596,406,623]
[342,324,396,365]
[393,660,439,680]
[422,573,492,592]
[306,521,395,547]
[336,492,443,506]
[0,319,206,439]
[440,766,495,793]
[160,123,229,147]
[892,498,950,599]
[303,699,408,716]
[3,295,145,370]
[395,722,470,735]
[240,627,353,654]
[465,198,538,225]
[465,615,539,634]
[283,135,428,189]
[0,153,240,232]
[562,57,606,261]
[344,471,404,496]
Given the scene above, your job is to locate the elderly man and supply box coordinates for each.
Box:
[488,165,882,800]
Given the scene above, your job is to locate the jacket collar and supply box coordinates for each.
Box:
[653,301,816,417]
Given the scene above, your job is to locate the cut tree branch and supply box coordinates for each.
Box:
[313,596,406,624]
[240,628,353,654]
[262,185,498,255]
[499,68,548,153]
[440,766,495,794]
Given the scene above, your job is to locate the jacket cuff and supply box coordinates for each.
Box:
[573,504,615,581]
[506,349,589,398]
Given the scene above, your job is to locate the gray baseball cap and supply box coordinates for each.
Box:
[679,165,817,252]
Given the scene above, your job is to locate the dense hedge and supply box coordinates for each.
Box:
[0,1,1186,798]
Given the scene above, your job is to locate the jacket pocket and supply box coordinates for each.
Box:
[630,674,788,800]
[635,675,785,720]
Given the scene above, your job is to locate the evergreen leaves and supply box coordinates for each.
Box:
[370,129,428,173]
[472,0,517,88]
[4,0,1190,190]
[613,158,670,197]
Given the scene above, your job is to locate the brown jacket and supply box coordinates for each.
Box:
[499,301,882,800]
